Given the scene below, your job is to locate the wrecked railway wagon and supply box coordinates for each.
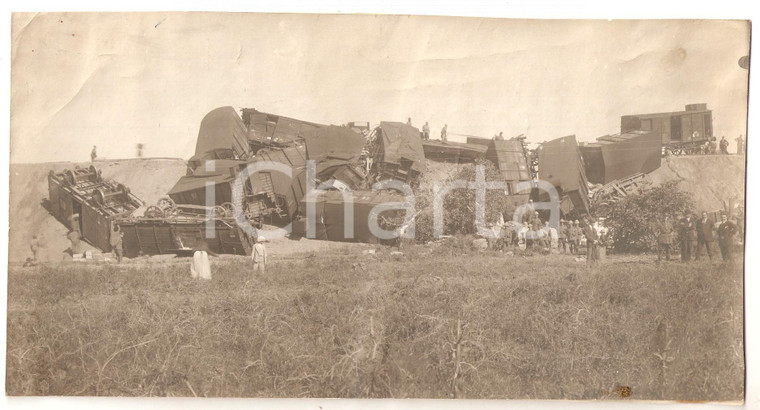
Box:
[114,216,253,258]
[189,106,252,172]
[368,122,426,185]
[467,137,532,192]
[422,140,488,163]
[292,190,407,243]
[537,135,590,216]
[47,165,143,251]
[241,108,325,151]
[579,130,662,185]
[167,159,246,207]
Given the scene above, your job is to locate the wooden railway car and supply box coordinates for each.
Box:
[115,216,253,258]
[47,165,143,251]
[620,103,713,156]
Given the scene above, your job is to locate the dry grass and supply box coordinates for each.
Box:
[6,245,744,400]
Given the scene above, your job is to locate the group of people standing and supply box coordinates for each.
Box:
[657,211,739,264]
[408,118,447,142]
[712,135,745,155]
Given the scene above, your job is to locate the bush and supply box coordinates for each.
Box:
[606,181,694,253]
[413,160,512,242]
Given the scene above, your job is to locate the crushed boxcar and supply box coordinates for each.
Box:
[292,189,407,243]
[367,122,426,185]
[190,106,252,171]
[167,159,246,207]
[466,137,532,192]
[536,135,590,216]
[579,130,662,185]
[114,215,253,258]
[304,125,367,188]
[47,165,143,251]
[422,140,487,163]
[241,108,324,151]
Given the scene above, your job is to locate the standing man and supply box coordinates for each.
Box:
[30,235,41,262]
[441,124,448,142]
[570,220,581,255]
[657,216,674,263]
[719,136,729,154]
[736,135,745,155]
[494,132,505,141]
[695,211,715,261]
[407,117,412,126]
[717,214,738,263]
[558,219,568,254]
[252,236,268,274]
[582,218,599,268]
[679,213,696,262]
[109,225,124,263]
[422,122,430,140]
[708,138,717,155]
[91,145,98,162]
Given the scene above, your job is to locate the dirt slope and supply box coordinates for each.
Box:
[9,158,188,263]
[647,155,746,213]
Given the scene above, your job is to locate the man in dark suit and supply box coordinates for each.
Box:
[717,213,738,262]
[679,214,697,262]
[695,211,716,261]
[583,217,599,268]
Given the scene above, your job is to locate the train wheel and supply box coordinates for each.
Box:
[157,196,175,211]
[221,202,235,217]
[213,205,226,218]
[144,205,164,218]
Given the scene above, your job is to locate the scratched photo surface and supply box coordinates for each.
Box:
[8,14,748,401]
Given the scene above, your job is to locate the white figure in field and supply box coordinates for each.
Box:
[190,239,217,280]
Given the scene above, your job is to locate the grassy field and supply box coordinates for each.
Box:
[6,244,744,400]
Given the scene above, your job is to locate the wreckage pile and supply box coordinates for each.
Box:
[45,103,716,257]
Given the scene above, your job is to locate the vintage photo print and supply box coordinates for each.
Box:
[7,13,749,402]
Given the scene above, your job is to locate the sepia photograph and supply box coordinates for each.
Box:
[5,10,750,404]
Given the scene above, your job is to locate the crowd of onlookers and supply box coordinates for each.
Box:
[656,210,741,264]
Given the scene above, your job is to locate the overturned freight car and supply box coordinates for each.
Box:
[367,122,427,185]
[114,215,253,258]
[466,137,533,193]
[579,130,662,185]
[422,139,487,163]
[241,107,325,151]
[188,106,252,173]
[292,189,407,243]
[47,165,143,251]
[536,135,590,216]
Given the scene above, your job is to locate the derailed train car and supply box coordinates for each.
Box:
[241,107,325,151]
[188,106,252,172]
[114,215,253,258]
[292,190,407,243]
[579,130,662,185]
[536,135,590,216]
[368,122,427,185]
[47,165,143,251]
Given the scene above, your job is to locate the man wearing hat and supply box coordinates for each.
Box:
[717,213,738,263]
[569,220,581,255]
[252,236,268,274]
[657,215,674,263]
[558,219,568,254]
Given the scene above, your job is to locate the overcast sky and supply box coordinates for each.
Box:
[10,14,750,163]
